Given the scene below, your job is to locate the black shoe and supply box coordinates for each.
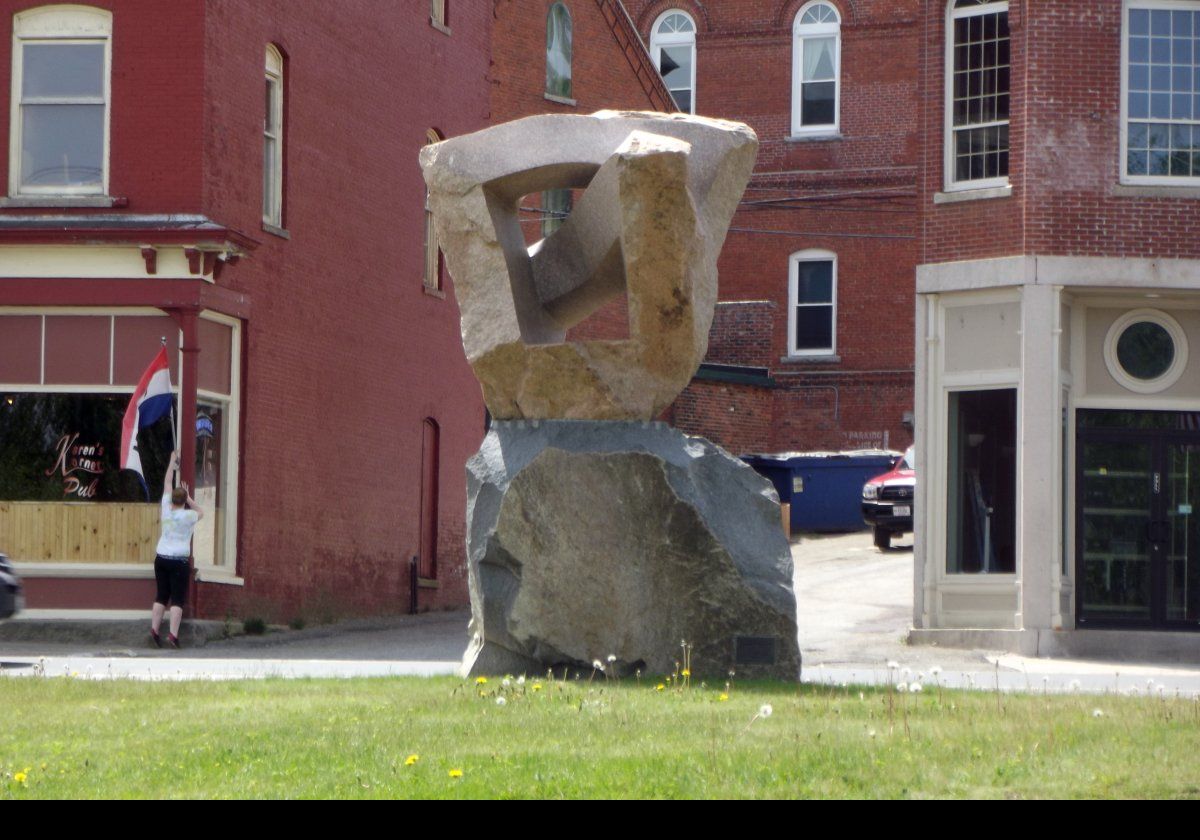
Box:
[150,629,162,648]
[167,633,180,649]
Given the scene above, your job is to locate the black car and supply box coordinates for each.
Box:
[0,553,23,619]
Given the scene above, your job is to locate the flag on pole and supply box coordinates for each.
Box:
[120,346,173,495]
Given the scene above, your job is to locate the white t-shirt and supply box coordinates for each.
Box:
[157,495,200,558]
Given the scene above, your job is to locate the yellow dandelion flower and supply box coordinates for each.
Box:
[474,676,488,685]
[531,683,543,692]
[13,771,27,784]
[718,693,729,702]
[449,768,464,779]
[681,669,691,677]
[655,683,665,692]
[404,754,419,767]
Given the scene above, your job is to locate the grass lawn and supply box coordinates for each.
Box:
[2,674,1199,798]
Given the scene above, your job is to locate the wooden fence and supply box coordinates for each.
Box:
[0,501,159,564]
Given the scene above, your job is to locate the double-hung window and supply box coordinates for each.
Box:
[650,10,696,114]
[545,3,573,100]
[788,250,837,357]
[946,0,1010,189]
[792,2,841,136]
[263,45,284,228]
[9,6,112,197]
[1123,1,1200,182]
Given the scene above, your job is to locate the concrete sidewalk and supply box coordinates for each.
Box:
[4,532,1200,694]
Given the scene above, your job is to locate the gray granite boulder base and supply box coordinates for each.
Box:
[463,421,801,680]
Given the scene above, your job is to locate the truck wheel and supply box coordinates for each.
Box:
[873,526,892,551]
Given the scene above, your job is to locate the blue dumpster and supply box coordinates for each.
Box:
[744,451,899,533]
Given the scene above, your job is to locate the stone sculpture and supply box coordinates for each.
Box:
[421,111,800,679]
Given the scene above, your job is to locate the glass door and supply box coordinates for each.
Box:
[1078,437,1154,625]
[1077,410,1200,630]
[1166,443,1200,625]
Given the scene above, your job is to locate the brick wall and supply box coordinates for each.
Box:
[0,0,207,212]
[920,1,1200,265]
[623,0,919,455]
[193,1,492,620]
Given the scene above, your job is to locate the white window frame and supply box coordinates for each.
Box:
[943,0,1010,192]
[545,2,573,100]
[650,9,697,115]
[0,307,240,580]
[194,311,241,579]
[263,45,284,228]
[1120,0,1200,185]
[791,0,841,137]
[8,5,112,198]
[787,249,837,357]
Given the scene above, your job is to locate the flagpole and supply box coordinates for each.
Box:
[163,336,177,488]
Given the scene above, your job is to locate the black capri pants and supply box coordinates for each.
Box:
[154,555,190,606]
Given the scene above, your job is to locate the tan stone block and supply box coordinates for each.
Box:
[420,111,757,420]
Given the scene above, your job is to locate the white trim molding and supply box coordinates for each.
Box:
[787,248,837,357]
[791,1,841,137]
[9,5,113,199]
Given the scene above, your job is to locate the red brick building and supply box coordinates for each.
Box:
[912,1,1200,649]
[0,1,492,622]
[622,0,921,455]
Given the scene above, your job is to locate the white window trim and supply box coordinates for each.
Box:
[1120,0,1200,186]
[8,5,112,198]
[1103,308,1189,393]
[943,0,1010,192]
[649,9,697,115]
[791,0,841,137]
[545,2,573,99]
[0,307,241,576]
[787,249,837,358]
[263,45,284,227]
[194,310,241,577]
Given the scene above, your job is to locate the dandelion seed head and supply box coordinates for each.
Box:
[607,654,616,663]
[930,665,943,676]
[910,683,923,693]
[495,696,507,706]
[887,661,899,670]
[517,675,526,685]
[501,677,511,688]
[896,682,908,692]
[1092,708,1104,718]
[592,659,603,671]
[759,703,773,718]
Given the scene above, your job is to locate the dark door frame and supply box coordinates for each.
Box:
[1076,415,1200,631]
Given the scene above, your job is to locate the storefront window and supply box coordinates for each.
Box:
[946,388,1017,573]
[0,392,173,564]
[192,402,227,568]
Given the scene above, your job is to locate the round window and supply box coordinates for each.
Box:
[1104,309,1188,394]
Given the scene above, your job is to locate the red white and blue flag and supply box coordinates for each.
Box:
[120,346,174,494]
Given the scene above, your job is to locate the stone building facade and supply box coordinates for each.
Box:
[912,0,1200,652]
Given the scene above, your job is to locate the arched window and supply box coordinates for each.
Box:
[424,129,444,291]
[418,418,441,580]
[430,0,448,30]
[650,10,696,114]
[788,250,837,356]
[946,0,1010,189]
[10,5,112,196]
[546,3,573,99]
[263,45,284,227]
[792,1,841,135]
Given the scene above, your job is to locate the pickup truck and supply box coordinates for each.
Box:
[861,446,915,551]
